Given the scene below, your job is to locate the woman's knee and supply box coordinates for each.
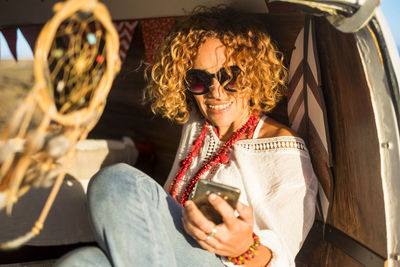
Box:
[88,163,144,197]
[87,163,158,211]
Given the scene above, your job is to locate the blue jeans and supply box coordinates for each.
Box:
[55,163,225,267]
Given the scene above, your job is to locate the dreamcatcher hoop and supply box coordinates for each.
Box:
[0,0,120,249]
[35,0,120,126]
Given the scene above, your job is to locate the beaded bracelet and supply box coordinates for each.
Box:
[226,232,261,265]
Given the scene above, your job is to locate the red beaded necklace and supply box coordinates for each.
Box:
[168,115,259,206]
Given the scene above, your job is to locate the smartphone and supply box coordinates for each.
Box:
[189,179,241,224]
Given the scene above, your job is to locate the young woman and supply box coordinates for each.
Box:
[56,6,318,267]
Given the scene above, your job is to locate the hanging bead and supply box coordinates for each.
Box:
[96,55,104,63]
[220,154,229,164]
[56,81,65,92]
[86,33,97,45]
[53,48,64,58]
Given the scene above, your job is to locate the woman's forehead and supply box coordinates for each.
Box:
[193,38,227,72]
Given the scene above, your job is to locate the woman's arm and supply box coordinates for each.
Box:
[246,245,272,267]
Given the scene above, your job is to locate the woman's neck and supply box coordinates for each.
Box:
[214,114,253,141]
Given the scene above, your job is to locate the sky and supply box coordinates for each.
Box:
[380,0,400,51]
[0,0,399,60]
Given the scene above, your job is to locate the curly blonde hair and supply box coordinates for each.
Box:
[144,6,287,124]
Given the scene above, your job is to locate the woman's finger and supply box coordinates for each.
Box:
[197,236,225,255]
[183,215,227,254]
[182,200,203,226]
[207,193,237,228]
[197,238,216,253]
[182,216,208,241]
[236,202,254,224]
[184,200,216,233]
[198,237,235,257]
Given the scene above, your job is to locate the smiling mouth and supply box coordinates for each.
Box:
[206,102,233,110]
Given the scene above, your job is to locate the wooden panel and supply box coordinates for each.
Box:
[297,236,364,267]
[325,244,365,267]
[296,222,329,266]
[297,221,365,267]
[296,221,379,267]
[264,10,305,63]
[315,18,386,257]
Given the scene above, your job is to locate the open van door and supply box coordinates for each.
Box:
[264,0,400,266]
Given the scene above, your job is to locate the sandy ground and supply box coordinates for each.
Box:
[0,60,35,132]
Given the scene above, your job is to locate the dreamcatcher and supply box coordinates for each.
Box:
[0,0,120,249]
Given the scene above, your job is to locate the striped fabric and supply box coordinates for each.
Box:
[287,17,333,221]
[113,20,138,65]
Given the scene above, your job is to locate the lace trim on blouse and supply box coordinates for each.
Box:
[204,133,218,161]
[204,121,308,154]
[237,137,307,152]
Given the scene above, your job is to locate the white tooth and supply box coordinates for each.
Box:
[207,103,231,110]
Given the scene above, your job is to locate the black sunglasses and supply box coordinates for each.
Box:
[185,66,241,95]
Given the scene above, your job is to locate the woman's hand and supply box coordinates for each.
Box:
[182,193,254,257]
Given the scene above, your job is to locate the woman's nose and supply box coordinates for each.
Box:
[209,78,226,98]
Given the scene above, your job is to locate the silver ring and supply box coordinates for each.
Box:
[203,235,211,242]
[207,227,218,238]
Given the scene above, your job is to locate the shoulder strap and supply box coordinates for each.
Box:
[252,115,267,139]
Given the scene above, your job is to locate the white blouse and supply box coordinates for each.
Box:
[164,112,318,266]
